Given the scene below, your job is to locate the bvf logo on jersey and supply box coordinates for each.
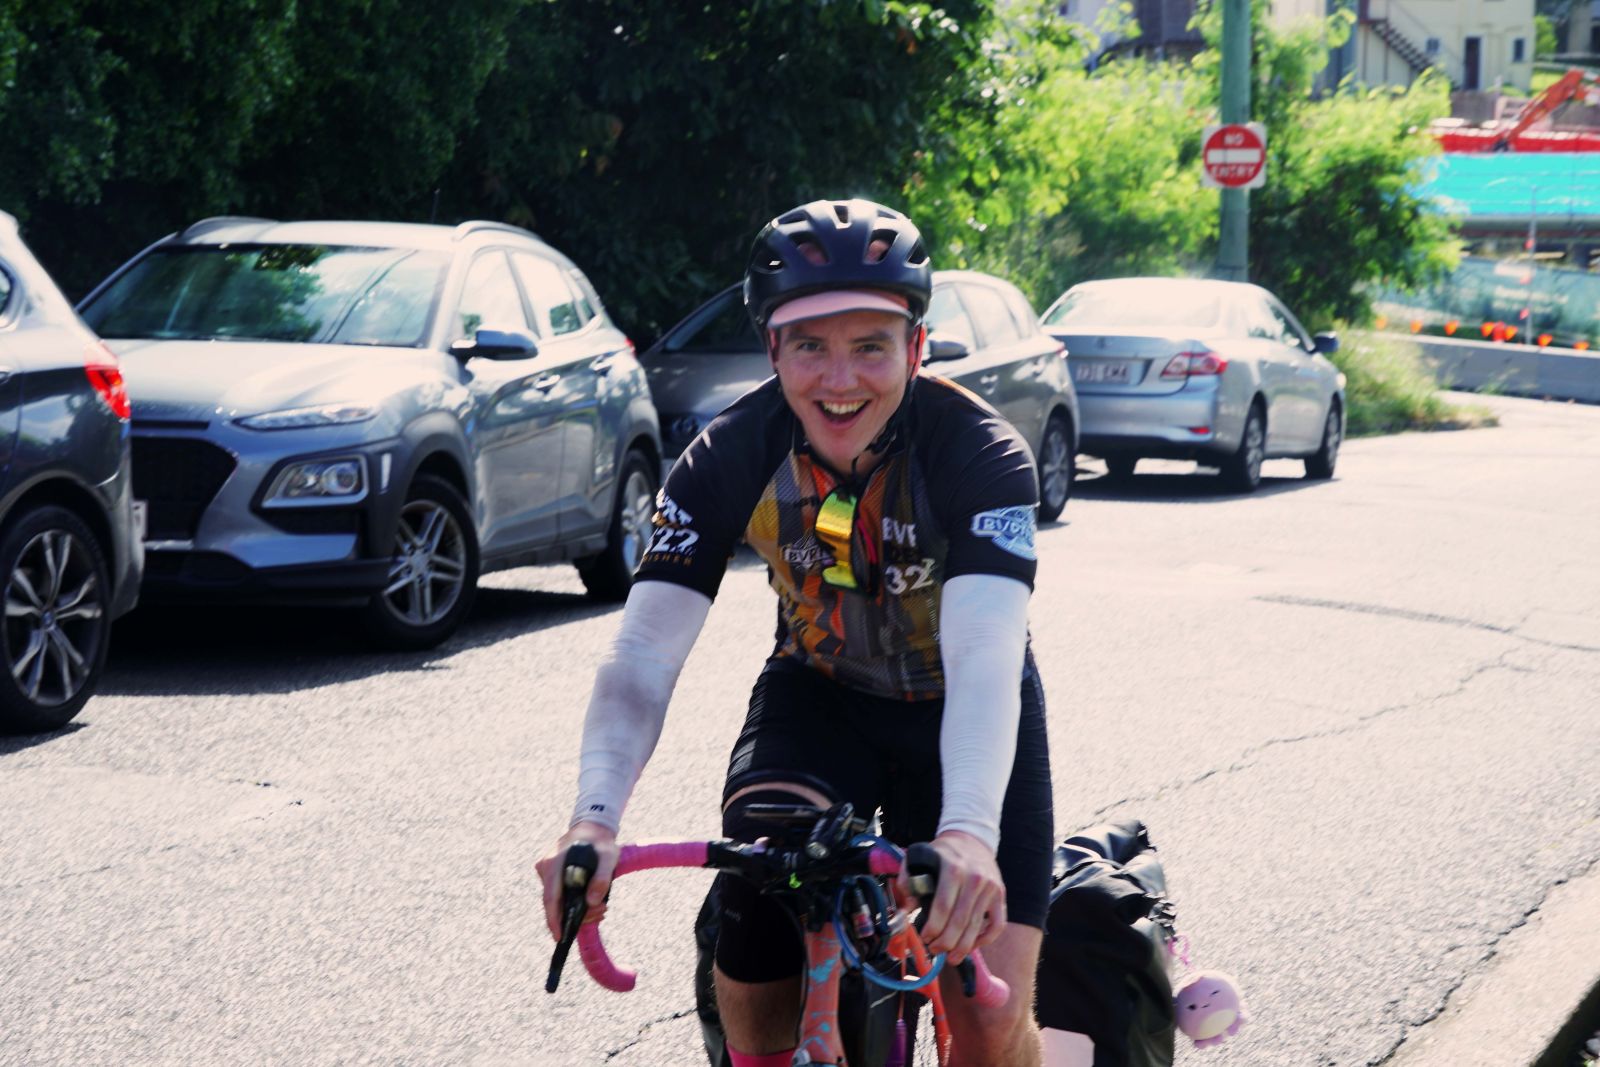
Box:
[970,506,1036,561]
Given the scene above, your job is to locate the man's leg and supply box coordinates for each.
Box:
[940,922,1043,1067]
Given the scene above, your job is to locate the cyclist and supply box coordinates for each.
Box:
[538,198,1053,1067]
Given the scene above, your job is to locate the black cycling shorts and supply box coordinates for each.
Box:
[714,653,1054,984]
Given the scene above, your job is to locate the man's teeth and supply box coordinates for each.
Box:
[821,401,867,415]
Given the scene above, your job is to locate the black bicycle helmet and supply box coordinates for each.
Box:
[744,199,932,331]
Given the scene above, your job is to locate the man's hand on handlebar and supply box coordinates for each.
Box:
[902,829,1007,965]
[536,822,620,940]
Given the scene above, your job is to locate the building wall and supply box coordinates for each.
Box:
[1358,0,1535,92]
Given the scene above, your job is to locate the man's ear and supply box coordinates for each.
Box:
[907,324,926,380]
[767,327,781,368]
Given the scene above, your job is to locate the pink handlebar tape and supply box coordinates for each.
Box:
[578,841,712,992]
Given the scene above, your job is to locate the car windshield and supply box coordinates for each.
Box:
[665,289,761,353]
[1043,284,1224,331]
[81,244,449,346]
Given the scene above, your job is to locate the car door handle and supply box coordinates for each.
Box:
[533,373,562,391]
[591,356,615,375]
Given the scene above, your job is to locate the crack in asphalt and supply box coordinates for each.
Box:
[1256,595,1600,653]
[1086,649,1522,824]
[603,1006,697,1061]
[1374,852,1600,1065]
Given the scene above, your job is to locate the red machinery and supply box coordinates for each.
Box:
[1434,68,1600,152]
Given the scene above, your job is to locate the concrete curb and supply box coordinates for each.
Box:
[1384,860,1600,1066]
[1399,333,1600,404]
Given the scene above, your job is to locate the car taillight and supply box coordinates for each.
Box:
[84,342,131,420]
[1159,350,1227,379]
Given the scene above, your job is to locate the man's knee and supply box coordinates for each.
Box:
[943,923,1044,1067]
[716,782,837,985]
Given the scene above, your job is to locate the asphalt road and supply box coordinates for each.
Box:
[2,392,1596,1066]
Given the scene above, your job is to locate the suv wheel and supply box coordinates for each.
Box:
[362,475,479,651]
[0,506,111,733]
[578,449,658,602]
[1037,414,1074,523]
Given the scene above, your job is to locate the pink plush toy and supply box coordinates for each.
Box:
[1173,970,1249,1048]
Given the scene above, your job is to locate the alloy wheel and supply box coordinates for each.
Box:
[1040,426,1072,511]
[4,529,105,707]
[381,498,468,628]
[617,468,656,572]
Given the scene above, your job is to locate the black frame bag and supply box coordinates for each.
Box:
[1035,820,1178,1067]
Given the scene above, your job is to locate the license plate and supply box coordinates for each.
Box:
[132,500,148,540]
[1074,361,1132,384]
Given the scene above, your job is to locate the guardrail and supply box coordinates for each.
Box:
[1398,333,1600,403]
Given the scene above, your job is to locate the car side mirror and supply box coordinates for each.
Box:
[1312,331,1339,355]
[925,336,970,363]
[451,328,539,361]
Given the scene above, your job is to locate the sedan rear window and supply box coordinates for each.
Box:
[1044,285,1223,331]
[81,245,449,346]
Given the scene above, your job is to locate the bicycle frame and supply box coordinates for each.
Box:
[549,827,1008,1067]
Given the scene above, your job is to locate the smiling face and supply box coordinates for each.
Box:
[772,308,921,476]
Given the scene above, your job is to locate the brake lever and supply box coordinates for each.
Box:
[545,842,599,994]
[904,842,978,998]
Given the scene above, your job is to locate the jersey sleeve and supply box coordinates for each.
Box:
[926,393,1040,589]
[634,382,786,598]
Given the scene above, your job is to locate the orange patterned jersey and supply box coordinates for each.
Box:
[637,375,1038,700]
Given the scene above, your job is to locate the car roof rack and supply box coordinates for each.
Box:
[177,216,278,240]
[452,220,538,243]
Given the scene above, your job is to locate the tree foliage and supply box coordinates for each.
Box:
[1,0,1456,340]
[904,4,1214,309]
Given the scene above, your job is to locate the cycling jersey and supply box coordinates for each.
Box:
[637,374,1040,701]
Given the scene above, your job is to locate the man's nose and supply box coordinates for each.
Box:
[819,351,856,390]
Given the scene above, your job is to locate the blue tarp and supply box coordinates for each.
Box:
[1420,153,1600,220]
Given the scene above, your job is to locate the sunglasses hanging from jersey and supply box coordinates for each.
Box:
[814,485,878,594]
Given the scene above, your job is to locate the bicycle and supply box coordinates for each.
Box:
[545,802,1010,1066]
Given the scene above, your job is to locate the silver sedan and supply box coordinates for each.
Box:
[1041,277,1346,492]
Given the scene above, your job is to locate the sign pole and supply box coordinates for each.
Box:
[1216,0,1251,282]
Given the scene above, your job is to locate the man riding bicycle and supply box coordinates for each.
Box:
[539,198,1054,1067]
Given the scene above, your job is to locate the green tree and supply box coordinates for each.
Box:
[1190,1,1459,327]
[440,0,996,338]
[903,4,1214,309]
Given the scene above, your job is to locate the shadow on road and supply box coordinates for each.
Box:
[1072,468,1324,503]
[97,581,621,698]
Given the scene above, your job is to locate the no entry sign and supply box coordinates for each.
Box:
[1202,123,1267,190]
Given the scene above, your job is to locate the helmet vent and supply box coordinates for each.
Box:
[906,240,929,267]
[832,203,853,227]
[866,230,898,264]
[791,235,829,266]
[778,209,808,225]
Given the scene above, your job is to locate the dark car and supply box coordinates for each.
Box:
[641,272,1081,520]
[0,212,143,732]
[77,217,660,650]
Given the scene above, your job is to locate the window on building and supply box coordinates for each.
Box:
[1056,1,1074,14]
[1512,37,1526,62]
[1425,37,1441,57]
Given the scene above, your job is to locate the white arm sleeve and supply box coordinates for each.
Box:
[936,573,1031,853]
[569,579,711,832]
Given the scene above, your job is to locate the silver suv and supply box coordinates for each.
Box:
[79,217,661,649]
[0,212,142,731]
